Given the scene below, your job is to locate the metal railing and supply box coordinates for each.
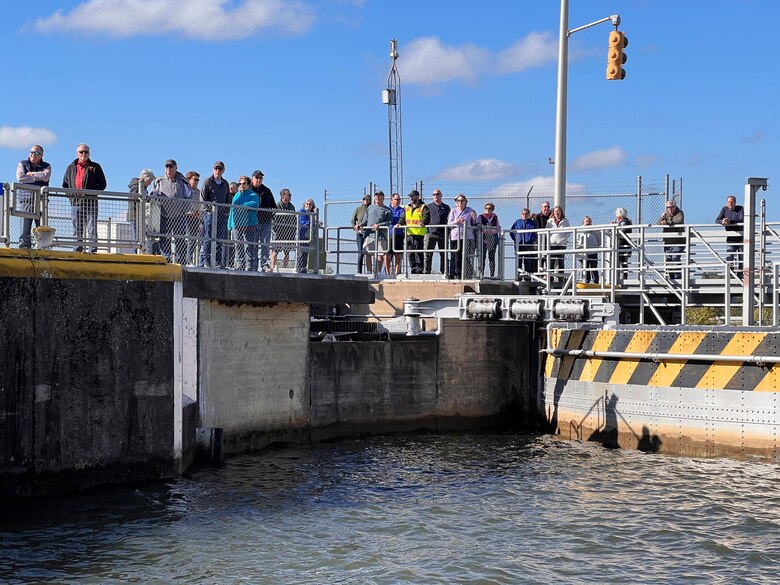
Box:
[2,181,780,326]
[1,183,320,273]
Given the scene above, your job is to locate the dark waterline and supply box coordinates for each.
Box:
[2,433,779,584]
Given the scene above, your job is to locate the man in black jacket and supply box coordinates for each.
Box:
[423,189,450,274]
[199,161,231,268]
[251,170,276,271]
[62,143,107,253]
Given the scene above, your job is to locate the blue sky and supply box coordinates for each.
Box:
[1,0,776,222]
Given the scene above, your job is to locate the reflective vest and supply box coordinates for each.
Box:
[405,204,426,236]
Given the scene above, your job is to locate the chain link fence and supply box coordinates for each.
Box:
[323,176,678,276]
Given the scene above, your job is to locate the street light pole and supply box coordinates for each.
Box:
[553,0,569,210]
[553,1,621,211]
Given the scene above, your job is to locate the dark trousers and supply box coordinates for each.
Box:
[516,244,537,274]
[583,253,599,284]
[19,217,40,248]
[424,232,446,274]
[664,245,683,279]
[355,233,365,273]
[481,239,497,277]
[407,234,424,273]
[448,239,475,279]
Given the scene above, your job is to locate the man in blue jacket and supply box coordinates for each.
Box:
[510,208,538,274]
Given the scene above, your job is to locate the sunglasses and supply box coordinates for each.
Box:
[214,166,224,171]
[239,181,249,185]
[78,150,90,154]
[165,164,174,168]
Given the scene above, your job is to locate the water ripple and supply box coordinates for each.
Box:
[1,433,778,584]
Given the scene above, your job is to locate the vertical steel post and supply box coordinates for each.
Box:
[743,177,768,326]
[553,0,569,211]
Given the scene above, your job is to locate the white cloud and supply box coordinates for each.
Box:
[33,0,315,40]
[495,31,558,73]
[436,158,522,181]
[570,147,627,172]
[403,37,489,84]
[488,176,585,197]
[404,32,557,85]
[0,126,57,149]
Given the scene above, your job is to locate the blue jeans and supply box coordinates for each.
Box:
[200,209,228,268]
[258,220,272,269]
[726,244,743,271]
[232,225,258,271]
[71,200,98,253]
[664,245,683,279]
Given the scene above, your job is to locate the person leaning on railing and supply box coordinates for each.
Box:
[658,200,685,280]
[16,144,51,249]
[715,195,744,271]
[62,143,107,253]
[510,208,537,275]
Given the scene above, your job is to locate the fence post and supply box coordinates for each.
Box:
[636,176,642,225]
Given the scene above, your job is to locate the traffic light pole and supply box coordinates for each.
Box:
[553,0,620,210]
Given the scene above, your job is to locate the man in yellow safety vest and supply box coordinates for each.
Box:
[400,190,430,274]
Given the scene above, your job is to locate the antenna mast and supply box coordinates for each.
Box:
[382,39,403,197]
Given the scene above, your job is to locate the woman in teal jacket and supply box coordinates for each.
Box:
[228,176,260,271]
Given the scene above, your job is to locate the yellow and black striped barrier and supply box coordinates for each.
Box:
[545,327,780,392]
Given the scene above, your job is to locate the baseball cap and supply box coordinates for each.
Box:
[252,170,264,178]
[213,161,225,170]
[164,159,177,167]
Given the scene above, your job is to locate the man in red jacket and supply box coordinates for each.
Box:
[62,143,107,253]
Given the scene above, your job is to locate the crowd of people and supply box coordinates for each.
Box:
[13,144,318,272]
[13,143,745,281]
[350,188,745,283]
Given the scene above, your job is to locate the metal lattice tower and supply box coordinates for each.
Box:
[382,39,403,197]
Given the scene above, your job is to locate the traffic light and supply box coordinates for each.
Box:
[606,30,628,80]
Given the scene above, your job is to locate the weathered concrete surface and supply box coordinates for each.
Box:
[438,321,534,429]
[309,337,439,437]
[183,269,375,305]
[197,300,311,454]
[0,276,176,496]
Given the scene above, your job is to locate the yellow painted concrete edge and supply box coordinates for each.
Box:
[0,249,181,281]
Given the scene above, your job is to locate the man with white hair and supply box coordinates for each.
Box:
[62,143,107,253]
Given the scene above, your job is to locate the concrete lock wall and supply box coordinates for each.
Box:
[0,276,177,496]
[309,321,533,438]
[197,299,311,453]
[197,301,535,453]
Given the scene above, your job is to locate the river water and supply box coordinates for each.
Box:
[1,433,779,584]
